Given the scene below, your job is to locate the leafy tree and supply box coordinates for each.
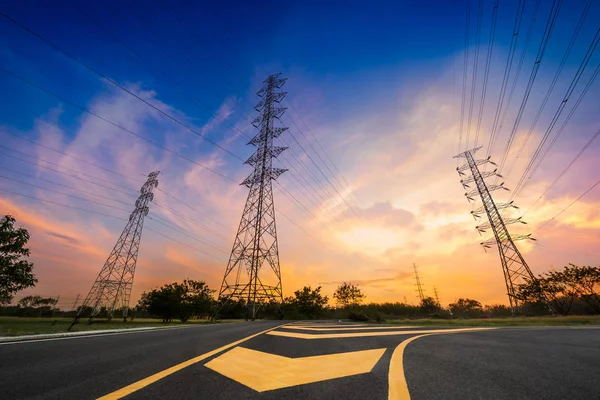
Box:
[420,296,440,314]
[285,286,329,319]
[562,264,600,312]
[333,282,365,308]
[484,304,512,317]
[0,216,37,305]
[18,295,44,308]
[449,298,482,318]
[138,280,215,322]
[517,264,600,314]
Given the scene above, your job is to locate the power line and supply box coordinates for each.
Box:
[146,215,228,252]
[0,187,226,261]
[496,0,562,173]
[534,178,600,232]
[152,199,228,239]
[1,127,233,235]
[0,188,127,220]
[0,153,232,252]
[285,123,359,218]
[0,174,133,213]
[473,0,499,148]
[115,3,356,220]
[503,0,594,180]
[284,101,362,210]
[459,0,471,154]
[465,0,483,150]
[0,66,236,183]
[71,3,257,144]
[511,29,600,199]
[0,13,349,250]
[0,11,243,161]
[491,0,542,158]
[523,126,600,215]
[1,128,145,184]
[1,64,345,236]
[0,143,138,194]
[0,165,133,207]
[0,148,138,197]
[144,225,225,261]
[486,0,527,157]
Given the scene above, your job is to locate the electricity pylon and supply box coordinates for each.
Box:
[413,263,425,303]
[70,171,159,328]
[217,73,288,319]
[433,286,441,306]
[454,147,537,314]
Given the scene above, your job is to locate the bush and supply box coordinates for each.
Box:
[371,312,385,323]
[348,311,369,322]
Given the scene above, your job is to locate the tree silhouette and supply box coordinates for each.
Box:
[1,215,37,305]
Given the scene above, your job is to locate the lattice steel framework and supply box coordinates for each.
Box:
[454,147,536,314]
[71,171,159,327]
[433,286,441,306]
[413,263,425,303]
[218,73,288,319]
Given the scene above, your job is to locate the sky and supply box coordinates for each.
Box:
[1,0,599,309]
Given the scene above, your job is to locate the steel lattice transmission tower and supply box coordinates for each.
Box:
[218,73,288,319]
[70,171,159,327]
[454,147,537,314]
[433,286,441,306]
[413,263,425,303]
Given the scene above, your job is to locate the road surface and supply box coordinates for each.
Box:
[1,321,599,399]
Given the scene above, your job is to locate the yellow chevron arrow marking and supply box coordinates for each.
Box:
[267,327,495,339]
[205,346,386,392]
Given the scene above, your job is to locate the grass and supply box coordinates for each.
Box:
[0,316,225,337]
[383,315,600,327]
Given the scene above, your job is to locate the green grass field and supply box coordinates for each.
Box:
[384,315,600,327]
[0,317,221,337]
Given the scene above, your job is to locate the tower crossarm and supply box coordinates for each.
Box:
[464,182,508,201]
[476,216,527,233]
[460,169,501,187]
[471,201,517,218]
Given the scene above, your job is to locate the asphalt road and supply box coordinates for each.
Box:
[0,321,599,399]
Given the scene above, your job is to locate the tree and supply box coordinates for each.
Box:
[0,215,37,305]
[517,264,600,315]
[18,295,44,308]
[484,304,512,317]
[420,297,440,314]
[562,264,600,313]
[286,286,329,319]
[137,280,215,322]
[448,298,483,318]
[333,282,365,308]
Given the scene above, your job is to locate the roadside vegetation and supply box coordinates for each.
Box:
[2,214,599,335]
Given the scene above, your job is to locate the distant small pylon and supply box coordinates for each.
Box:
[433,286,441,306]
[413,263,425,303]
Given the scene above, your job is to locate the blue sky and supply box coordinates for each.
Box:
[1,0,599,306]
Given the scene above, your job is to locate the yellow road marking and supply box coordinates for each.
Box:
[388,334,431,400]
[282,325,424,331]
[287,324,367,327]
[268,327,495,339]
[388,328,499,399]
[97,323,285,400]
[205,346,386,392]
